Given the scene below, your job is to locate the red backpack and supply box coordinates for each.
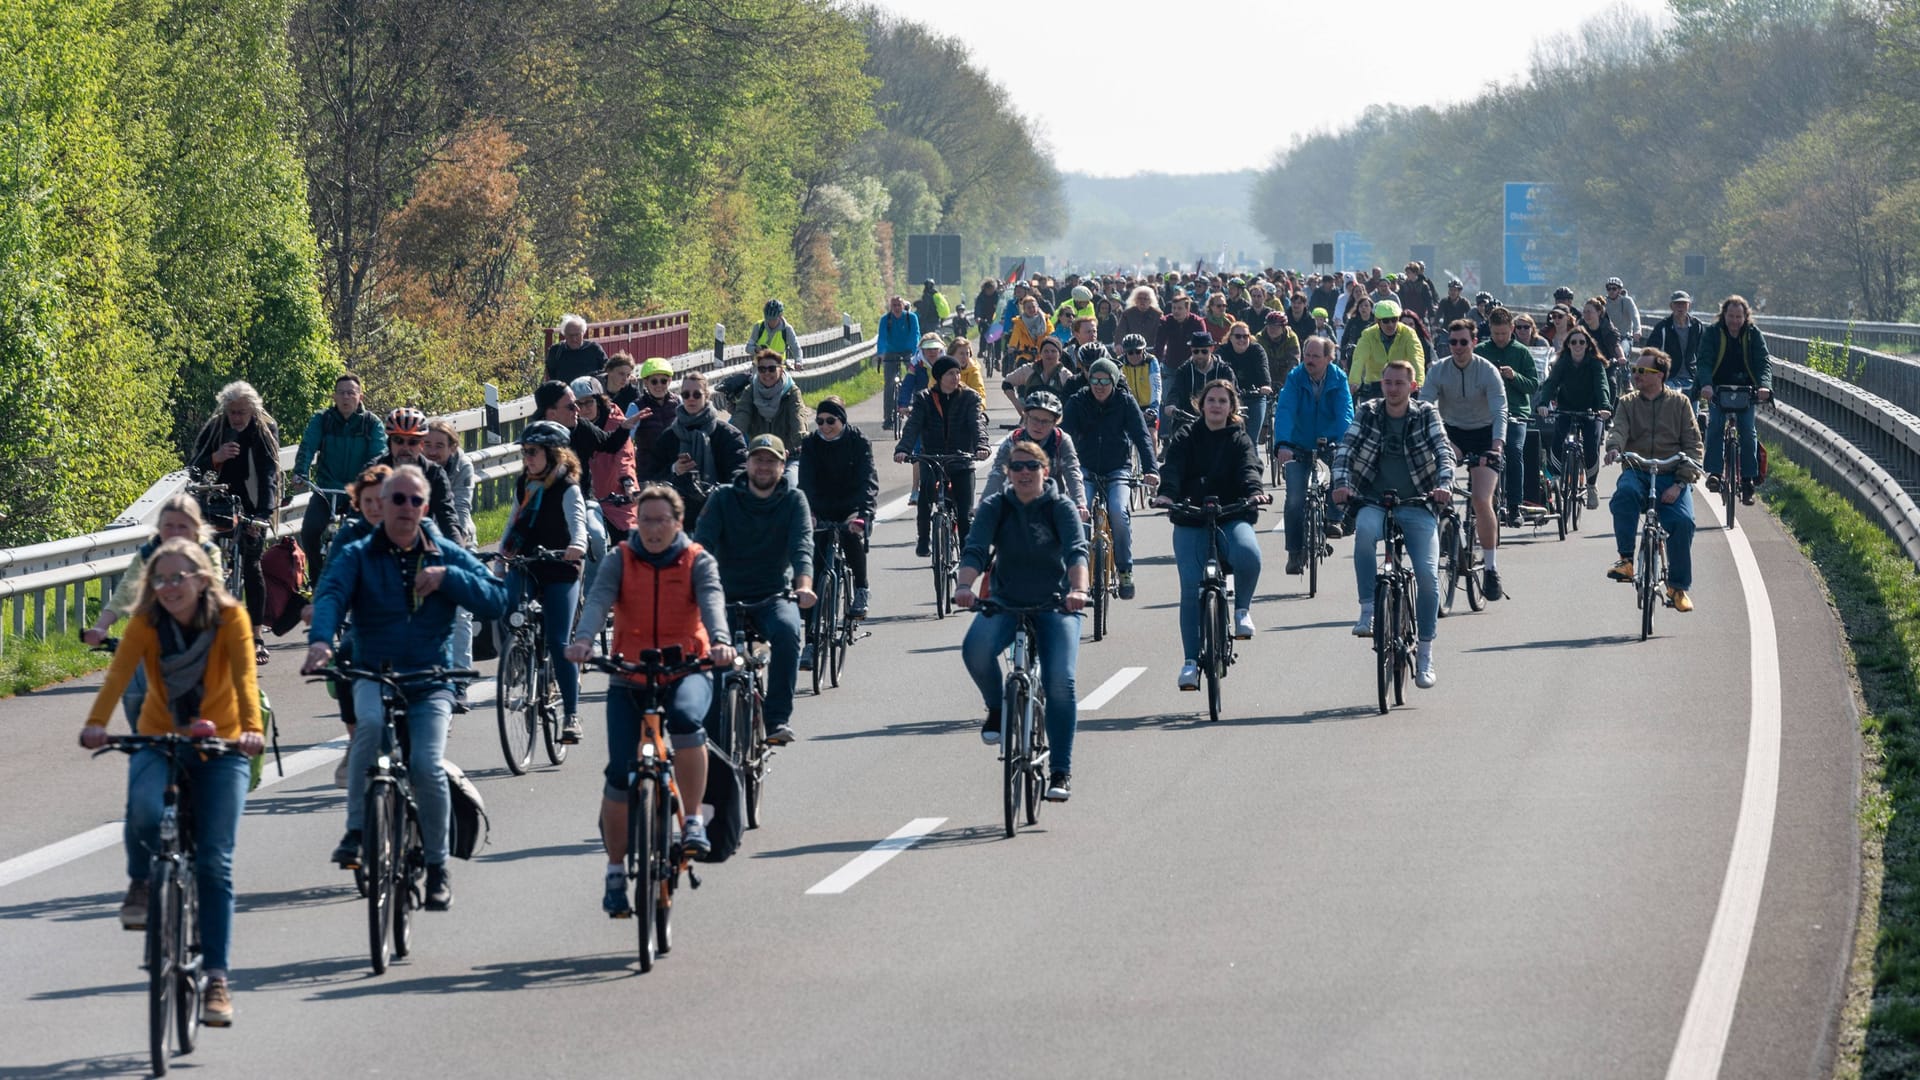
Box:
[260,535,308,636]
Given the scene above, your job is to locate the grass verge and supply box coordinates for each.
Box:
[1759,448,1920,1079]
[804,364,883,410]
[0,595,112,698]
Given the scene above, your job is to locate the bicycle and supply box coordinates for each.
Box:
[808,520,867,694]
[1354,494,1423,715]
[1705,385,1762,530]
[906,453,974,618]
[1621,452,1699,640]
[93,731,245,1077]
[306,663,478,975]
[1087,474,1147,642]
[494,548,574,775]
[300,482,355,576]
[716,595,785,828]
[1165,498,1254,723]
[584,649,722,972]
[1293,439,1336,599]
[1438,451,1497,616]
[187,473,271,600]
[974,598,1060,838]
[1543,409,1603,541]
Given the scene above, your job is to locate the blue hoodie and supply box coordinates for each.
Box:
[1271,360,1355,452]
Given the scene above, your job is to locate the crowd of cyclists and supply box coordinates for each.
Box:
[76,262,1777,1025]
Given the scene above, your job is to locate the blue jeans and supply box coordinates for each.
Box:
[1281,458,1318,555]
[509,572,581,717]
[1611,470,1696,589]
[962,610,1083,775]
[120,665,148,730]
[1504,420,1529,514]
[1703,401,1759,480]
[346,682,454,865]
[1240,392,1269,451]
[1352,504,1440,641]
[1084,474,1137,573]
[603,674,713,798]
[1171,520,1263,657]
[126,748,250,973]
[729,597,802,727]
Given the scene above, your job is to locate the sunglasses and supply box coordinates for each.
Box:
[1568,338,1591,347]
[646,377,672,386]
[815,415,840,426]
[757,365,782,373]
[1089,376,1114,386]
[392,436,422,446]
[683,390,706,400]
[1449,338,1473,346]
[1378,317,1399,323]
[1230,333,1249,339]
[389,492,427,507]
[559,401,578,411]
[1632,366,1664,375]
[1006,460,1043,473]
[154,570,201,589]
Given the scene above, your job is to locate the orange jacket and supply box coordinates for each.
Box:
[88,602,262,738]
[611,541,711,675]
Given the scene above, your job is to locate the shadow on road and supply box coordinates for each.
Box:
[307,952,639,997]
[0,1054,152,1077]
[239,953,376,993]
[475,839,601,864]
[1465,634,1638,652]
[234,883,358,914]
[805,717,974,742]
[750,823,1006,860]
[0,889,120,924]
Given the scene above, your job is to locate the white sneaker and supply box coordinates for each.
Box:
[1177,661,1200,691]
[1415,641,1437,689]
[1351,607,1374,637]
[1233,610,1255,639]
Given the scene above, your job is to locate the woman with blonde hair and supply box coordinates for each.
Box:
[85,494,225,725]
[189,381,280,665]
[80,537,264,1027]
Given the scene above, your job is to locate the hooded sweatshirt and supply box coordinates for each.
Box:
[692,472,813,601]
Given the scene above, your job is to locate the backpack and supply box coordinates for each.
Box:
[260,535,307,636]
[445,760,490,859]
[694,741,746,863]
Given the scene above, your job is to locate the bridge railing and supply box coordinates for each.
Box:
[0,322,869,655]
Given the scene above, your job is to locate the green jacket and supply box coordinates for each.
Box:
[1475,339,1539,419]
[294,407,387,491]
[1700,323,1771,389]
[1540,354,1612,413]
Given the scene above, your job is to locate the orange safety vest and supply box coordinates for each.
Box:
[612,541,711,677]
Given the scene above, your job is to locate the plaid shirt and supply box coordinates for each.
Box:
[1333,397,1454,496]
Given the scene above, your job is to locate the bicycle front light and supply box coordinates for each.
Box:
[506,610,527,629]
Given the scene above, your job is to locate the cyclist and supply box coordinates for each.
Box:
[306,464,508,911]
[1419,319,1509,601]
[1065,316,1107,371]
[1698,294,1772,505]
[916,279,953,337]
[312,464,390,785]
[1054,285,1096,341]
[1005,292,1055,373]
[797,395,878,659]
[1285,291,1315,343]
[1116,332,1161,414]
[877,295,921,432]
[1156,291,1206,371]
[374,407,458,541]
[693,434,815,746]
[545,314,606,384]
[80,538,265,1026]
[747,298,801,363]
[501,420,591,742]
[571,389,637,543]
[1579,295,1628,372]
[1643,291,1706,396]
[1116,285,1163,347]
[1258,310,1301,386]
[628,357,682,478]
[953,440,1088,801]
[1219,321,1275,451]
[291,372,386,572]
[1162,331,1237,443]
[1539,324,1614,510]
[604,353,640,412]
[650,370,746,528]
[1001,335,1078,414]
[1604,349,1704,611]
[1154,380,1270,691]
[1400,261,1437,324]
[1604,277,1643,347]
[189,381,281,666]
[983,391,1088,518]
[1273,335,1355,574]
[421,420,481,710]
[726,349,805,485]
[567,484,735,907]
[1475,308,1544,523]
[85,495,225,725]
[1333,359,1453,690]
[1348,299,1425,401]
[1061,359,1158,600]
[896,355,991,556]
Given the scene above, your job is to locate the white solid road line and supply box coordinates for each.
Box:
[1079,667,1145,711]
[875,492,912,523]
[805,817,947,895]
[0,680,501,892]
[1665,496,1783,1080]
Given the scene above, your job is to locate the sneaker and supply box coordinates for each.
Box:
[1705,473,1723,493]
[850,588,870,618]
[1117,573,1135,600]
[334,757,349,789]
[1670,587,1695,613]
[980,707,1002,745]
[1044,772,1072,802]
[1483,568,1503,601]
[560,716,583,744]
[764,724,796,746]
[1324,521,1346,540]
[1740,478,1755,505]
[425,863,452,911]
[1233,610,1256,639]
[331,830,362,870]
[1285,551,1304,575]
[602,870,631,918]
[1585,485,1599,510]
[798,644,815,671]
[1351,607,1374,637]
[119,879,149,931]
[915,539,931,558]
[1177,661,1200,691]
[1607,557,1635,583]
[202,978,233,1027]
[1415,642,1437,689]
[451,685,470,715]
[682,817,712,856]
[908,489,920,506]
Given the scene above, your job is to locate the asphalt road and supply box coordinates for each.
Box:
[0,449,1860,1079]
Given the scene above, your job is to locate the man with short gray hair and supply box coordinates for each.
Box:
[545,313,607,384]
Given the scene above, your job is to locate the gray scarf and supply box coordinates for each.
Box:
[157,611,217,728]
[1020,312,1048,339]
[669,404,719,481]
[751,373,794,421]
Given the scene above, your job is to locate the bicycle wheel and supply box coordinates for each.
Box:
[829,577,849,688]
[932,509,951,618]
[1306,500,1323,599]
[1554,475,1570,541]
[174,871,201,1050]
[1438,513,1461,615]
[1723,445,1739,528]
[1639,531,1659,641]
[364,783,394,975]
[1464,524,1485,613]
[1393,582,1414,706]
[631,777,657,972]
[1002,676,1025,839]
[1090,526,1110,642]
[1373,579,1393,715]
[1024,694,1046,825]
[495,638,535,775]
[147,859,177,1076]
[1203,588,1228,722]
[392,810,418,959]
[1569,473,1584,532]
[743,684,766,829]
[811,574,834,696]
[653,783,674,957]
[540,664,569,766]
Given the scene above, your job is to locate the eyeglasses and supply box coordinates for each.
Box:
[815,415,840,426]
[1006,460,1043,473]
[392,436,422,446]
[757,365,782,373]
[683,390,706,400]
[1632,366,1663,375]
[389,492,427,507]
[559,401,578,411]
[1089,376,1114,386]
[1449,338,1473,346]
[154,571,200,589]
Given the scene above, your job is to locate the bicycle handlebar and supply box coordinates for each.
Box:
[498,547,572,565]
[93,732,246,758]
[905,453,976,466]
[1164,498,1255,519]
[975,595,1067,617]
[1620,452,1701,473]
[303,664,481,687]
[583,651,725,683]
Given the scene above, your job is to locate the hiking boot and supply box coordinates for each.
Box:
[681,817,711,856]
[764,724,796,747]
[798,643,815,671]
[1044,772,1071,802]
[602,870,631,918]
[1177,661,1200,691]
[331,830,362,870]
[1117,573,1135,600]
[425,864,452,911]
[980,707,1002,745]
[119,880,149,931]
[849,588,870,618]
[1482,568,1503,601]
[1285,551,1304,575]
[202,978,233,1027]
[560,716,583,744]
[1670,588,1695,613]
[1607,557,1635,583]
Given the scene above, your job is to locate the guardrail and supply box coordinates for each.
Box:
[0,323,870,655]
[1756,314,1920,356]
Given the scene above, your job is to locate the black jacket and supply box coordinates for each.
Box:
[374,453,458,540]
[798,427,878,522]
[1060,386,1155,478]
[1219,341,1272,393]
[1158,420,1263,527]
[1644,313,1708,389]
[896,386,989,458]
[651,411,747,527]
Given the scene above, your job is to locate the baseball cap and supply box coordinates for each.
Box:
[1670,290,1692,303]
[745,434,787,460]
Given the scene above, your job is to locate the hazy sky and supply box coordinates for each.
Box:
[863,0,1673,176]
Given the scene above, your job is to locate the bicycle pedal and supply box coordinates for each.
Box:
[688,869,702,890]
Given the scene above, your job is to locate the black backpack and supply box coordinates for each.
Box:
[445,761,490,860]
[694,742,746,863]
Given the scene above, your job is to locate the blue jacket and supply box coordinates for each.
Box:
[877,310,921,356]
[309,524,508,690]
[1271,362,1354,452]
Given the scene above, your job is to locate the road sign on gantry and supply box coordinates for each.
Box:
[907,235,962,286]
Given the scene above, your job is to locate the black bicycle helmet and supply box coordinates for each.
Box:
[1022,390,1064,417]
[1119,333,1149,352]
[763,298,784,319]
[520,420,571,449]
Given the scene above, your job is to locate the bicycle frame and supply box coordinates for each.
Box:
[978,600,1055,838]
[1166,498,1252,722]
[1354,494,1423,714]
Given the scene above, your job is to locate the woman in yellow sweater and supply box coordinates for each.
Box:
[80,538,264,1026]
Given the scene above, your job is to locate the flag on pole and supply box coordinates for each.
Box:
[1004,260,1025,284]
